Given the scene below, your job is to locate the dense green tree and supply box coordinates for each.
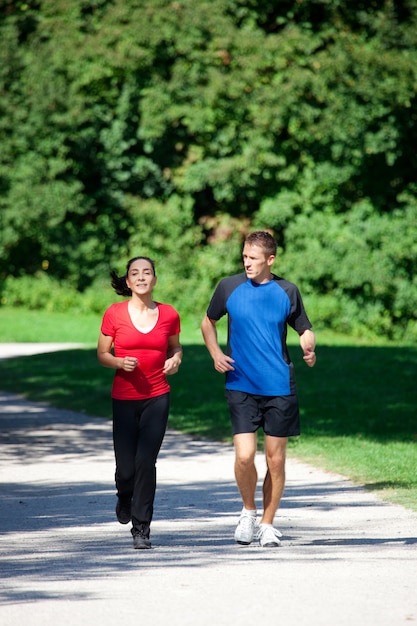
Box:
[1,0,416,337]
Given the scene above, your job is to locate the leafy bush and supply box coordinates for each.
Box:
[0,273,116,316]
[1,273,78,312]
[1,0,417,341]
[273,199,417,341]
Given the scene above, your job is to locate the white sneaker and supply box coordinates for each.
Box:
[258,524,282,548]
[234,511,257,545]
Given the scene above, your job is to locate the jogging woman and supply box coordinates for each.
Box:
[98,256,182,549]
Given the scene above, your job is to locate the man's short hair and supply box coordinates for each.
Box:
[244,231,277,257]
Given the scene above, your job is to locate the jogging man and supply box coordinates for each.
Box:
[201,231,316,547]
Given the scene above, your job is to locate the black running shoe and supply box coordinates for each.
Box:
[132,534,152,549]
[116,497,131,524]
[132,523,151,550]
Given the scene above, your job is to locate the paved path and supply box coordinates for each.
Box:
[0,344,416,625]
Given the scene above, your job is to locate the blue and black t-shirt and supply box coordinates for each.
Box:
[206,273,312,397]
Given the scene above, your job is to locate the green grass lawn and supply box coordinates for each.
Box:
[0,306,416,511]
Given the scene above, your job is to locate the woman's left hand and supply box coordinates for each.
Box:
[163,355,181,375]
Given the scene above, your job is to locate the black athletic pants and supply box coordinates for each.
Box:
[112,393,170,529]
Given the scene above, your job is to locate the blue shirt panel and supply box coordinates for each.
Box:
[225,279,292,395]
[206,273,312,396]
[226,280,291,396]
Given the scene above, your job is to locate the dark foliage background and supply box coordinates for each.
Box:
[1,0,417,339]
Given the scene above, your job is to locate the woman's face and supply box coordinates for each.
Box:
[125,259,157,296]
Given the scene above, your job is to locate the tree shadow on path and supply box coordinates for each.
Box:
[1,392,416,606]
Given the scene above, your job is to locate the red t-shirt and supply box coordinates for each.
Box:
[100,301,181,400]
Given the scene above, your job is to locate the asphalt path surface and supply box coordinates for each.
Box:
[0,344,416,625]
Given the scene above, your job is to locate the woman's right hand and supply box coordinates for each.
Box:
[120,356,138,372]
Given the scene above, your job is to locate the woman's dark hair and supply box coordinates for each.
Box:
[110,256,156,296]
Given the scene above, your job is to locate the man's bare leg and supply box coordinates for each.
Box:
[233,432,259,543]
[233,432,258,509]
[261,435,288,525]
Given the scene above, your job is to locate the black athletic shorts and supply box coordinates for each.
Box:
[225,389,300,437]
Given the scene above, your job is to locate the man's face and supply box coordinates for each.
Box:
[242,243,275,284]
